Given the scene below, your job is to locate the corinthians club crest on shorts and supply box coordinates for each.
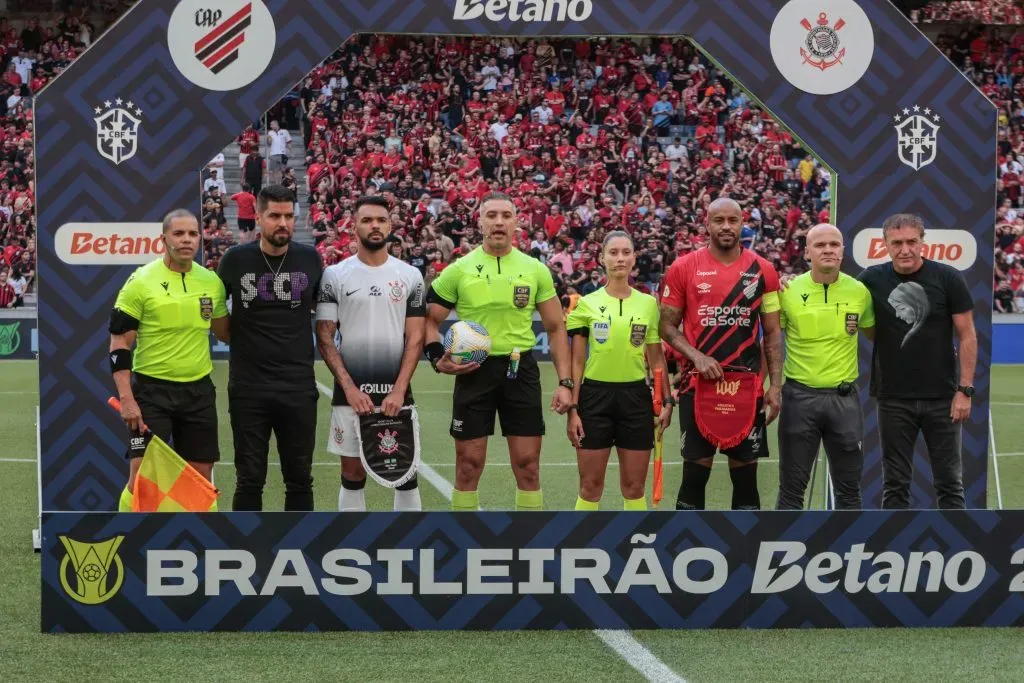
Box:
[800,12,846,71]
[94,99,143,165]
[894,106,941,171]
[199,296,213,321]
[630,323,647,347]
[333,426,344,445]
[846,313,859,336]
[513,286,531,309]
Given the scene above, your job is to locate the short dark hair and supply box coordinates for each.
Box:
[257,185,295,213]
[354,195,390,215]
[480,191,515,210]
[162,208,198,233]
[881,213,925,239]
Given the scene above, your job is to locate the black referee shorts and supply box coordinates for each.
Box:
[450,352,545,440]
[125,373,220,463]
[679,390,768,463]
[578,379,654,451]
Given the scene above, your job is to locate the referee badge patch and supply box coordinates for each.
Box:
[199,296,213,321]
[846,313,859,336]
[630,323,647,347]
[513,286,531,309]
[592,321,610,344]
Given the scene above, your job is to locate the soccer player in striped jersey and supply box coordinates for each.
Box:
[658,198,784,510]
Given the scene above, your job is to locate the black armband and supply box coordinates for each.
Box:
[109,348,132,374]
[109,308,141,335]
[424,341,445,365]
[425,288,455,309]
[567,326,589,338]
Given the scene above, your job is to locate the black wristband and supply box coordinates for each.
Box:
[109,348,132,374]
[424,341,445,369]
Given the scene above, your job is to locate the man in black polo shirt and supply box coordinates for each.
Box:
[858,214,977,509]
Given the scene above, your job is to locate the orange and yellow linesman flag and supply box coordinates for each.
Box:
[107,398,219,512]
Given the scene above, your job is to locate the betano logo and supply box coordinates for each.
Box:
[852,228,977,271]
[453,0,592,22]
[58,535,125,605]
[55,223,165,265]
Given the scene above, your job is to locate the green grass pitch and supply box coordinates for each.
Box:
[1,360,1023,681]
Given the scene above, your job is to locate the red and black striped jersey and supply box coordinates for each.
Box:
[661,248,780,391]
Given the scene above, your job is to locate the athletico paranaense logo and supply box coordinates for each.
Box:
[194,5,252,75]
[168,0,275,91]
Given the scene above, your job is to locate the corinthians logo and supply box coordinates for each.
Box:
[58,535,125,605]
[800,12,846,71]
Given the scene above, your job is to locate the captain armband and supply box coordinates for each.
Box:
[109,348,132,374]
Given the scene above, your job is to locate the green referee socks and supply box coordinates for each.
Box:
[452,489,479,512]
[515,489,543,511]
[118,487,133,512]
[575,496,600,511]
[623,497,647,511]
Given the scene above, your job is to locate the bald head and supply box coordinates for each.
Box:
[805,223,844,275]
[706,198,743,252]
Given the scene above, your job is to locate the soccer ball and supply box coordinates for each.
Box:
[443,321,491,365]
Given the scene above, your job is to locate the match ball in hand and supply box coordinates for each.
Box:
[443,321,491,365]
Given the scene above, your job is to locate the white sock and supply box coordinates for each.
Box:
[338,486,366,512]
[393,487,421,511]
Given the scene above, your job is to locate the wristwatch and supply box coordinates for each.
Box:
[558,378,575,390]
[957,385,975,398]
[662,396,676,407]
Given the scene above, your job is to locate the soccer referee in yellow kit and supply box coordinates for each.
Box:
[776,224,874,510]
[565,231,673,510]
[108,209,229,511]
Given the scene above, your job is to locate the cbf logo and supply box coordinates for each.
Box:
[894,105,941,171]
[58,535,125,605]
[168,0,276,92]
[94,99,143,165]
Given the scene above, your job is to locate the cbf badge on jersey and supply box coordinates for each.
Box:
[592,321,610,344]
[199,297,213,321]
[630,323,647,347]
[846,313,859,336]
[513,286,531,308]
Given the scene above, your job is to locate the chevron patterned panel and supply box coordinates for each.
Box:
[36,0,994,511]
[41,510,1024,631]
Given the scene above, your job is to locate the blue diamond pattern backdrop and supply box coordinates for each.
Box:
[36,0,995,511]
[41,511,1024,631]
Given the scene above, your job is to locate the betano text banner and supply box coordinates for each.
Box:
[42,510,1024,632]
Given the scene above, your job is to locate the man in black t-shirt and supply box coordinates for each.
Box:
[858,214,977,510]
[217,185,323,511]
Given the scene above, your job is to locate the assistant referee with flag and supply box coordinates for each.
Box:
[108,209,229,511]
[776,224,874,510]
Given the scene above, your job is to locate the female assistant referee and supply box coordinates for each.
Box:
[565,231,674,511]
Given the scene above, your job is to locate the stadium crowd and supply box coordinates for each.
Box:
[235,34,833,314]
[2,5,1024,311]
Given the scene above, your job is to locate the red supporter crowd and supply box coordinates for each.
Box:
[260,34,832,312]
[1,7,1021,311]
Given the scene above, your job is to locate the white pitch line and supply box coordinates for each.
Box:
[594,630,688,683]
[313,378,687,683]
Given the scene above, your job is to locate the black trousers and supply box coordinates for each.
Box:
[229,390,318,511]
[776,380,864,510]
[877,397,964,510]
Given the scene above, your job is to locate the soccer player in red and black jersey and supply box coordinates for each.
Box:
[659,198,784,510]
